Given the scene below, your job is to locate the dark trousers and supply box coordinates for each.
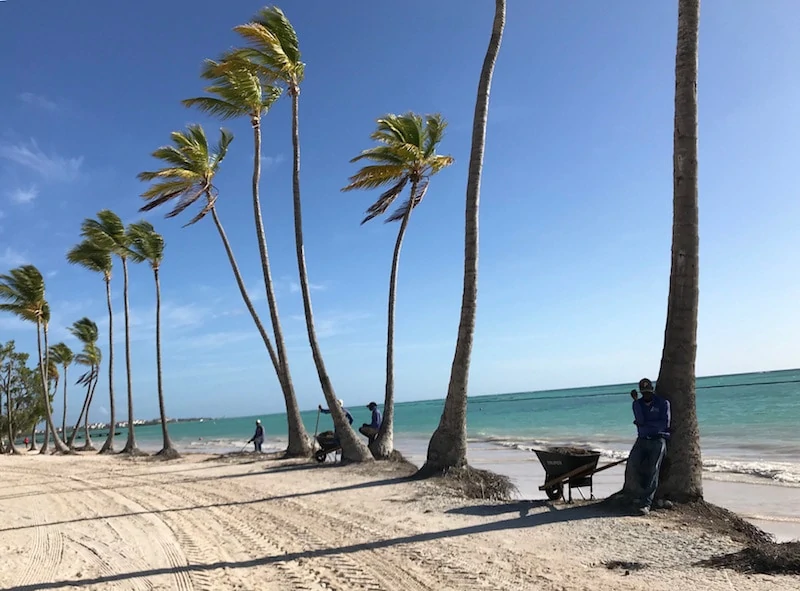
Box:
[359,425,378,444]
[253,438,263,452]
[629,437,666,508]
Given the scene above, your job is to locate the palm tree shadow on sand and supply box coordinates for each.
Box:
[10,502,609,591]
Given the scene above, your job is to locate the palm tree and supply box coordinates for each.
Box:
[41,357,58,452]
[234,7,371,462]
[79,210,143,455]
[183,57,311,456]
[128,221,179,459]
[66,239,116,453]
[66,318,100,450]
[0,265,70,453]
[138,125,289,435]
[421,0,506,474]
[49,342,74,441]
[654,0,703,502]
[343,113,454,458]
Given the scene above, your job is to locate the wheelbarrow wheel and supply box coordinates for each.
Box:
[315,450,327,463]
[545,483,563,500]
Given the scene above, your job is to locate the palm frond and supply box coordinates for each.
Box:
[342,165,407,191]
[359,177,408,225]
[235,8,304,84]
[0,265,47,324]
[49,343,74,366]
[68,317,99,346]
[66,240,112,276]
[386,180,429,223]
[128,221,165,266]
[182,96,249,121]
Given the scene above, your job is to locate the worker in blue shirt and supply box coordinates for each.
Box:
[629,378,671,514]
[359,402,382,444]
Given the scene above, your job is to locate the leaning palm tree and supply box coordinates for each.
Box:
[49,342,74,440]
[183,57,311,456]
[66,240,116,453]
[66,318,100,450]
[343,113,454,458]
[0,265,70,453]
[234,7,371,462]
[128,221,179,459]
[654,0,703,502]
[41,357,59,452]
[422,0,506,474]
[79,211,142,455]
[138,125,287,436]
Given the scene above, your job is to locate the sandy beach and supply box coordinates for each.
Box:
[0,453,796,591]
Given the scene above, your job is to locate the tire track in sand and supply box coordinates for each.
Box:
[122,481,322,591]
[13,494,65,588]
[171,479,438,591]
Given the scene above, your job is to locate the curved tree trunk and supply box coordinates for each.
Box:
[37,322,70,453]
[68,382,92,448]
[289,88,372,463]
[120,258,141,455]
[371,190,417,459]
[99,274,116,454]
[422,0,506,475]
[29,421,37,451]
[80,367,98,450]
[41,419,50,453]
[60,364,68,443]
[153,267,178,459]
[208,205,283,377]
[250,117,311,457]
[655,0,703,503]
[4,373,21,455]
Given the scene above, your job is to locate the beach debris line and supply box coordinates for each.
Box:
[701,541,800,576]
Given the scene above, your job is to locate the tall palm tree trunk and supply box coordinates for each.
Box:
[29,422,37,451]
[5,370,21,454]
[120,258,141,454]
[371,188,418,459]
[67,381,93,448]
[80,368,98,450]
[289,89,372,463]
[60,365,68,442]
[655,0,703,502]
[153,267,178,458]
[37,322,70,453]
[209,205,282,374]
[250,117,311,457]
[99,276,116,454]
[422,0,506,474]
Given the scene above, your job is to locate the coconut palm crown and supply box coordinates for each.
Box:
[343,113,454,223]
[138,124,233,226]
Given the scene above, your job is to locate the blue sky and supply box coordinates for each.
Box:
[1,1,799,424]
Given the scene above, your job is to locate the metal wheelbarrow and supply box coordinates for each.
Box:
[533,447,627,502]
[315,431,341,463]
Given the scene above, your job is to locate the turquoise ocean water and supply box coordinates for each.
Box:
[117,369,800,485]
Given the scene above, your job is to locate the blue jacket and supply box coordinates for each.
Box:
[321,407,353,425]
[369,408,382,429]
[633,395,671,439]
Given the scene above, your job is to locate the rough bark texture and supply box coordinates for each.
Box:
[289,88,372,463]
[209,206,282,375]
[29,422,37,451]
[421,0,506,474]
[37,322,70,453]
[371,189,416,459]
[60,365,68,443]
[4,368,21,454]
[99,275,116,454]
[120,258,141,455]
[153,268,178,459]
[655,0,703,502]
[250,117,311,457]
[67,378,93,449]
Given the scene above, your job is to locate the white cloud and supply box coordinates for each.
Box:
[18,92,59,112]
[8,185,38,204]
[0,246,28,266]
[289,280,326,294]
[261,154,285,168]
[46,270,58,278]
[289,311,371,339]
[0,139,83,182]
